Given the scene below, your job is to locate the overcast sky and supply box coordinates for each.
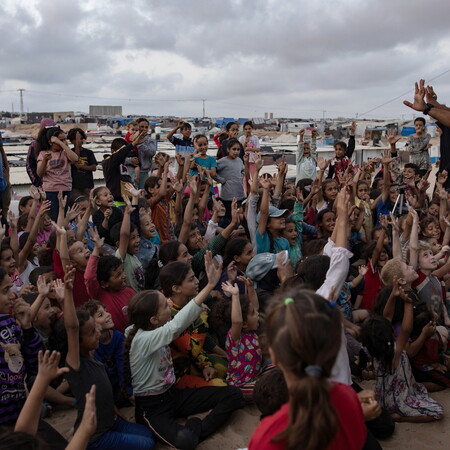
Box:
[1,0,450,120]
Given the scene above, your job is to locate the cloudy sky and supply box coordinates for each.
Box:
[1,0,450,120]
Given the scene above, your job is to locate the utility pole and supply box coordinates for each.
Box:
[202,99,206,118]
[17,88,25,121]
[322,110,326,121]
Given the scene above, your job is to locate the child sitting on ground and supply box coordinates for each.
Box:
[84,228,136,333]
[220,278,264,401]
[362,277,443,422]
[84,300,128,406]
[125,252,244,449]
[63,269,155,449]
[112,191,144,292]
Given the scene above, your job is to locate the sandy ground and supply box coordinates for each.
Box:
[45,379,450,450]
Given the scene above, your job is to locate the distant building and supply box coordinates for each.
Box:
[53,112,75,123]
[89,105,122,117]
[26,112,54,124]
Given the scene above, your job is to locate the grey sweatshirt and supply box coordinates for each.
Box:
[216,156,245,200]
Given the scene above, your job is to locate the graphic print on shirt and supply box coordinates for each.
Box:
[0,341,23,373]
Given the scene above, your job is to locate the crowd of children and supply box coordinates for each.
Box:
[1,80,450,449]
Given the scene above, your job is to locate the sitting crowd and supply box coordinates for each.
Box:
[1,79,450,449]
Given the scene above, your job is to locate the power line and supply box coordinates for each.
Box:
[359,68,450,116]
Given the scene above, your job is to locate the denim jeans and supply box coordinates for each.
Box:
[87,419,155,450]
[45,190,70,222]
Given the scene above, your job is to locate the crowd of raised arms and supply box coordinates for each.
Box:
[0,79,450,450]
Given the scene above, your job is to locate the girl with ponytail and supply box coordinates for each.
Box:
[249,288,366,450]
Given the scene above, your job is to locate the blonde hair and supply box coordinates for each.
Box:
[127,120,138,129]
[380,258,405,286]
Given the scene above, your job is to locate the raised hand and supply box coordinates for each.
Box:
[230,198,240,225]
[64,266,76,291]
[37,200,52,218]
[29,185,41,201]
[7,211,17,230]
[259,176,272,190]
[89,227,104,249]
[124,182,142,198]
[388,212,400,233]
[437,170,448,186]
[51,221,66,236]
[335,187,350,218]
[425,85,438,103]
[122,195,135,215]
[358,265,368,277]
[204,250,222,287]
[407,205,419,222]
[37,274,51,297]
[381,149,395,165]
[298,129,305,141]
[405,191,419,209]
[221,280,239,296]
[13,299,32,329]
[255,154,264,171]
[172,178,183,193]
[417,177,430,193]
[317,156,330,172]
[58,191,67,210]
[66,203,82,222]
[392,276,409,301]
[403,79,427,112]
[53,278,65,303]
[175,153,185,167]
[37,350,69,383]
[386,128,400,146]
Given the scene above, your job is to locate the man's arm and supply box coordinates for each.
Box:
[404,80,450,127]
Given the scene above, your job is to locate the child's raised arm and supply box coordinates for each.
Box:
[63,268,81,371]
[179,176,198,244]
[7,211,19,269]
[381,150,393,203]
[14,351,68,436]
[117,196,134,260]
[222,281,242,342]
[408,207,419,270]
[29,275,51,323]
[18,200,51,273]
[257,177,272,236]
[193,251,222,306]
[394,295,413,368]
[389,212,403,260]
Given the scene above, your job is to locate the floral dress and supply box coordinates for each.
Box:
[405,133,431,171]
[374,350,443,419]
[226,330,262,387]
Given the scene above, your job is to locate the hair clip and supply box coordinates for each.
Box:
[329,301,337,308]
[157,260,163,268]
[305,365,323,377]
[284,297,294,306]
